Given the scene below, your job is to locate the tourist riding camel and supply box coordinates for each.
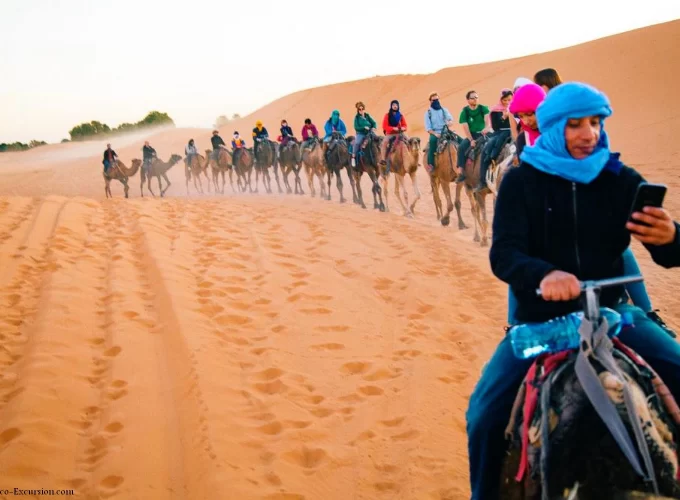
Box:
[350,102,377,167]
[210,130,226,160]
[279,120,296,148]
[184,139,198,171]
[423,91,455,174]
[301,118,319,149]
[507,78,675,337]
[379,99,408,172]
[457,90,491,183]
[102,143,118,173]
[231,131,246,166]
[475,89,517,192]
[322,110,347,157]
[252,120,269,155]
[466,82,680,499]
[142,141,157,174]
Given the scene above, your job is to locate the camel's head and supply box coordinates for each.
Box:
[131,159,142,169]
[409,137,421,152]
[170,154,182,164]
[205,149,212,156]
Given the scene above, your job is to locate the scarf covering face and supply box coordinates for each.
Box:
[430,99,442,111]
[388,99,402,127]
[520,82,615,184]
[331,110,340,127]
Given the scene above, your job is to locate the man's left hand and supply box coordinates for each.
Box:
[627,206,677,245]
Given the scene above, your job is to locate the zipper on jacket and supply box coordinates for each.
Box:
[572,182,582,275]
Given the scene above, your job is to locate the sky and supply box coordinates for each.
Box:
[1,0,679,143]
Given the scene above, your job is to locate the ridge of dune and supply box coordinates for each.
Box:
[0,20,679,500]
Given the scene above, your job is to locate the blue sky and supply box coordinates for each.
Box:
[1,0,679,143]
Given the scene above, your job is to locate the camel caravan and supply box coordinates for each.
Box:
[101,78,543,249]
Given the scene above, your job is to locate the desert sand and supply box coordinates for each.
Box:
[0,20,679,500]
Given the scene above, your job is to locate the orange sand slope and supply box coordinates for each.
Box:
[0,21,679,500]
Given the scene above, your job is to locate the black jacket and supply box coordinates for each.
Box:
[490,161,680,323]
[103,148,117,162]
[280,125,294,137]
[142,145,156,160]
[211,135,225,150]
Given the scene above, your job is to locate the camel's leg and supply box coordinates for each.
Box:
[265,168,272,194]
[476,191,489,247]
[368,169,384,211]
[274,164,283,194]
[283,167,292,194]
[194,172,203,195]
[336,170,346,204]
[346,165,359,205]
[409,170,421,215]
[454,182,468,230]
[294,166,304,195]
[147,175,156,197]
[431,176,443,220]
[161,173,171,197]
[465,187,481,242]
[393,174,411,217]
[186,171,191,196]
[204,170,211,194]
[326,170,332,201]
[381,174,390,213]
[104,178,110,199]
[319,170,327,199]
[440,180,455,227]
[305,166,315,197]
[140,173,145,197]
[122,179,130,199]
[354,171,366,209]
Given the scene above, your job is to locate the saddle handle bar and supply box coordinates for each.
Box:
[535,275,643,298]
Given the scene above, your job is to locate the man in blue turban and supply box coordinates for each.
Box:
[465,82,680,499]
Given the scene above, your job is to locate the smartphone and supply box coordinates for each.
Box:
[628,182,667,226]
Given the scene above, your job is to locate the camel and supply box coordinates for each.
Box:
[278,141,305,195]
[103,159,141,199]
[232,148,256,193]
[140,154,182,198]
[300,137,327,199]
[185,153,211,195]
[423,127,476,233]
[323,132,359,204]
[347,132,385,211]
[459,135,516,247]
[486,142,517,207]
[206,148,237,194]
[251,140,276,194]
[382,133,421,217]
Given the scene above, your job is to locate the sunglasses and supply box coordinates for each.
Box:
[469,96,479,100]
[359,108,365,111]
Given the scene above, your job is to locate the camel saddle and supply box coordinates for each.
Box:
[466,135,489,163]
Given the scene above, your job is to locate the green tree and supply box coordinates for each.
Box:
[137,111,174,128]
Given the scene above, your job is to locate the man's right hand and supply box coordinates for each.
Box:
[539,270,581,301]
[470,140,476,147]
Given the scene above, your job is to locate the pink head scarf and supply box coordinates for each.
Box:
[508,83,547,145]
[490,88,513,113]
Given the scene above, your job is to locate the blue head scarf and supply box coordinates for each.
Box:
[520,82,621,184]
[388,99,402,127]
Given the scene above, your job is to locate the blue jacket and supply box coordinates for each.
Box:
[424,106,454,134]
[324,118,347,138]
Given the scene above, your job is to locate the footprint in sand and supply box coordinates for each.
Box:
[103,346,122,358]
[340,361,372,375]
[363,368,400,381]
[391,429,420,441]
[316,325,349,333]
[434,353,455,361]
[283,446,328,469]
[0,427,21,445]
[104,421,124,434]
[255,368,284,381]
[253,380,287,395]
[300,307,332,315]
[380,417,405,427]
[311,343,345,351]
[374,277,394,291]
[358,385,384,396]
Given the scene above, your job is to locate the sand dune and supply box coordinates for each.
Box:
[0,20,679,499]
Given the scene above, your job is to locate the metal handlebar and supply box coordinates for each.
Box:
[535,275,643,322]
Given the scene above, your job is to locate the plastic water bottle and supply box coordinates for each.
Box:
[508,308,633,360]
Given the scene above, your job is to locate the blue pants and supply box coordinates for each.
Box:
[466,304,680,499]
[350,133,366,155]
[457,132,483,168]
[507,247,653,325]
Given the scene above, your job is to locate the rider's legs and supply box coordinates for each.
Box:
[350,133,366,165]
[427,133,438,172]
[457,132,481,182]
[621,247,652,312]
[379,134,397,167]
[466,335,533,500]
[103,160,110,172]
[468,302,680,500]
[507,287,519,325]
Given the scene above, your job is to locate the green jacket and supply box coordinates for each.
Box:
[354,113,377,133]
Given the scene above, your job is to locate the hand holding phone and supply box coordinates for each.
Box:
[626,182,676,245]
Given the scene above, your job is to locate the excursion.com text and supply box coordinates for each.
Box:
[0,489,75,496]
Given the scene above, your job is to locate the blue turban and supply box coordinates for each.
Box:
[520,82,618,184]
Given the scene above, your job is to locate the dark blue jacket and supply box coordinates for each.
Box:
[490,161,680,323]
